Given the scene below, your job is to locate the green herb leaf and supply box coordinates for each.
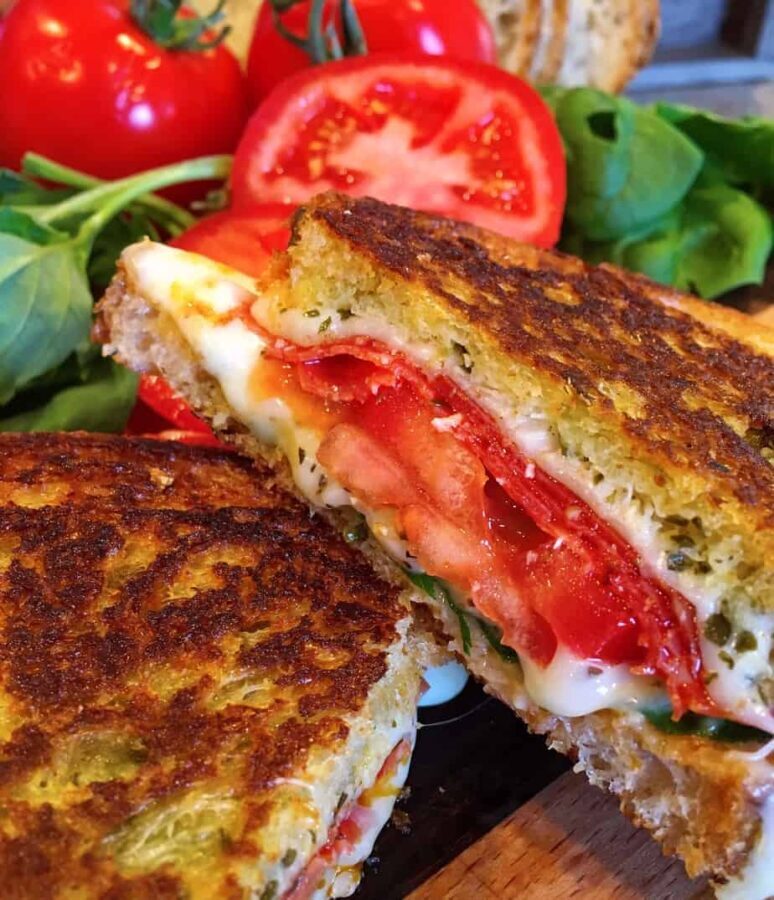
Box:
[544,87,703,241]
[0,358,138,433]
[405,570,472,654]
[0,208,69,246]
[476,619,519,663]
[641,700,770,744]
[0,235,93,405]
[566,176,772,298]
[655,102,774,199]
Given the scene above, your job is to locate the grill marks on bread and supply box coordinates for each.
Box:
[299,194,774,523]
[0,433,406,897]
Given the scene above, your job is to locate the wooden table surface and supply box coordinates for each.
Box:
[408,772,713,900]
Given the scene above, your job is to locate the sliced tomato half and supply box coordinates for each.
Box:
[230,55,566,247]
[257,334,717,718]
[171,205,292,277]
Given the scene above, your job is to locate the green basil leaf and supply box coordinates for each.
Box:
[641,701,770,744]
[0,208,68,245]
[548,87,703,241]
[637,181,770,297]
[655,102,774,196]
[5,344,101,399]
[0,358,138,433]
[88,211,160,290]
[405,570,472,654]
[476,619,519,663]
[0,234,93,404]
[568,176,773,299]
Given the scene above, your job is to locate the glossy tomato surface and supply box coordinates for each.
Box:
[231,56,566,247]
[170,205,292,275]
[0,0,248,178]
[246,0,496,106]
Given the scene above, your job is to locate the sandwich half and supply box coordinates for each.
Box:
[97,193,774,896]
[0,432,427,899]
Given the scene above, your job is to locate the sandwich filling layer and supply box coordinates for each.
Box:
[285,736,413,900]
[119,244,774,737]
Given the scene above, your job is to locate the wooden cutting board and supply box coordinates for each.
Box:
[408,771,713,900]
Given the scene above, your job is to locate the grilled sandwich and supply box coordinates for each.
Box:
[0,431,428,899]
[97,193,774,896]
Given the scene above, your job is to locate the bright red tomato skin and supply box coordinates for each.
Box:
[231,55,566,247]
[246,0,496,107]
[170,205,291,274]
[0,0,249,179]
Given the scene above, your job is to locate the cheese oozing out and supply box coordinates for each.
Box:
[119,243,773,734]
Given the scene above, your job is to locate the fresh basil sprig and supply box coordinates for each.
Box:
[0,153,231,412]
[541,87,773,299]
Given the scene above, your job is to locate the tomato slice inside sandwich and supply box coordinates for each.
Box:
[249,334,717,721]
[230,56,566,247]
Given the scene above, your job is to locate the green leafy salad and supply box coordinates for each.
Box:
[0,153,230,433]
[541,87,774,299]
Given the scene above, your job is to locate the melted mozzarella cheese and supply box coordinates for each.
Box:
[248,280,774,736]
[520,648,662,718]
[119,244,772,732]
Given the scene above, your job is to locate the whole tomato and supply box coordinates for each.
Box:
[247,0,497,107]
[0,0,248,180]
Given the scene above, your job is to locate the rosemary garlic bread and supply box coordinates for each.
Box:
[97,193,773,896]
[0,432,425,899]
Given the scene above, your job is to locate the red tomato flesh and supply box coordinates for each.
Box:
[170,205,292,277]
[231,56,566,247]
[249,334,717,720]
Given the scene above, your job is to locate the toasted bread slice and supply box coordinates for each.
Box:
[96,193,773,893]
[530,0,569,83]
[0,432,426,899]
[477,0,543,75]
[479,0,660,92]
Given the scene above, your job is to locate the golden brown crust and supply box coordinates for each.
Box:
[0,433,411,898]
[95,255,773,889]
[519,704,768,883]
[294,193,774,532]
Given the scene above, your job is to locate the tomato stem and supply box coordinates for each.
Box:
[22,153,196,233]
[26,154,232,262]
[269,0,367,64]
[130,0,231,52]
